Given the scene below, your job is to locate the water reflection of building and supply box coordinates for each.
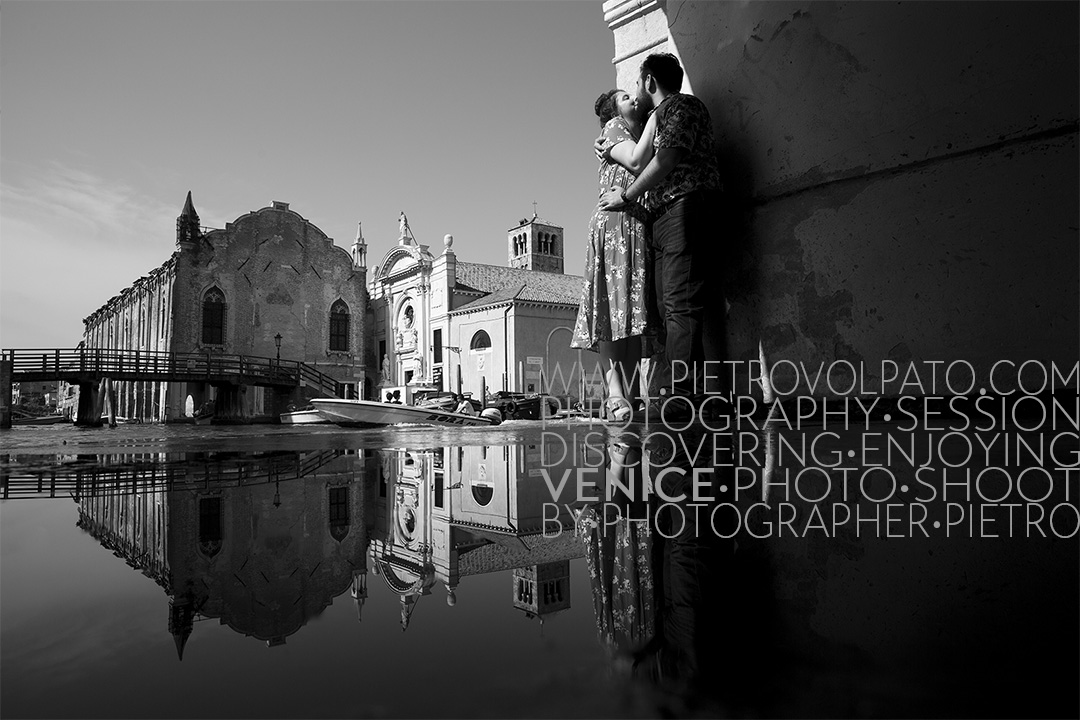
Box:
[369,443,586,630]
[60,438,589,650]
[72,450,374,657]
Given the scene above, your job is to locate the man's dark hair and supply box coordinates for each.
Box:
[640,53,683,93]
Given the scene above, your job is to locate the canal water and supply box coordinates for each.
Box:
[2,419,1077,718]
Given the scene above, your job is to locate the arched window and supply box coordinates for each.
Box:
[470,330,491,350]
[201,287,226,345]
[328,486,350,542]
[329,300,350,352]
[472,485,494,506]
[198,497,222,558]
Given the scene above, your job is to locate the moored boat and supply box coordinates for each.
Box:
[12,414,70,426]
[310,397,501,428]
[280,406,330,424]
[485,391,560,421]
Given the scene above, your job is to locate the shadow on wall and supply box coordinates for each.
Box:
[663,1,1080,394]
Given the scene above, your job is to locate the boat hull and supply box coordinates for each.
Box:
[310,398,498,428]
[280,409,330,425]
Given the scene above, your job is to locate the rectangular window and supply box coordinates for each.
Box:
[198,497,222,543]
[329,487,349,526]
[378,340,386,362]
[433,330,443,364]
[329,314,349,351]
[434,471,445,509]
[202,303,224,345]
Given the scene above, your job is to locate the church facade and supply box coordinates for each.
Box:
[368,213,591,406]
[80,194,369,422]
[75,194,594,422]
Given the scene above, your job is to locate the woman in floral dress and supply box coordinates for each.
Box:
[575,440,656,666]
[571,89,659,421]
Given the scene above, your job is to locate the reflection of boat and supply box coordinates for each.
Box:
[310,398,501,428]
[486,391,560,421]
[279,406,330,424]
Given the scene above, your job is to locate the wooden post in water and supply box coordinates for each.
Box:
[480,377,486,410]
[104,378,116,428]
[456,365,462,397]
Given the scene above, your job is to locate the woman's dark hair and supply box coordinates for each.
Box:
[594,89,621,127]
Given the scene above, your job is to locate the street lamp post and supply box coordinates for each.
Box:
[274,333,282,360]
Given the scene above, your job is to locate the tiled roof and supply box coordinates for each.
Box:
[454,262,583,311]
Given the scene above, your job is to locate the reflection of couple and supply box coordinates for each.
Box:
[572,53,723,422]
[576,431,727,693]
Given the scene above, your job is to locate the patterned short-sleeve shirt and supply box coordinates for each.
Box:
[647,93,721,211]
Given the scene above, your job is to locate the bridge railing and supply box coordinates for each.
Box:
[2,348,340,395]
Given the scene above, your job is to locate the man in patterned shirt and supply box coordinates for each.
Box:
[599,53,723,406]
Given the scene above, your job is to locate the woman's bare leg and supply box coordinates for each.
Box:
[599,336,643,404]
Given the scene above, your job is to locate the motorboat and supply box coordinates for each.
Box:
[279,406,330,424]
[413,390,482,414]
[485,391,560,421]
[310,397,501,428]
[12,414,70,426]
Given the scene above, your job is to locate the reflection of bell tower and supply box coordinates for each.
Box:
[507,212,564,273]
[351,568,368,622]
[513,561,571,621]
[169,595,195,661]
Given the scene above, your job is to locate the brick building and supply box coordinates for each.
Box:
[81,194,369,421]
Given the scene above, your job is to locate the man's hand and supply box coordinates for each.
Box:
[597,187,627,212]
[594,136,613,163]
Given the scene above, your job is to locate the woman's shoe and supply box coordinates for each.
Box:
[603,397,633,423]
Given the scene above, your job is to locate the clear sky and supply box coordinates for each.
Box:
[0,0,617,348]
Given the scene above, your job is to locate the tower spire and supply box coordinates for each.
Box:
[351,221,367,270]
[176,191,201,250]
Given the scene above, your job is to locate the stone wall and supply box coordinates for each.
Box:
[604,0,1079,395]
[171,202,368,415]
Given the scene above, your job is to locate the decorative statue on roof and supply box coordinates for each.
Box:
[398,211,414,245]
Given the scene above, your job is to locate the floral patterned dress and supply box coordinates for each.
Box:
[571,117,658,351]
[577,501,656,661]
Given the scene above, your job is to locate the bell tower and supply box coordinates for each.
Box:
[176,190,201,251]
[507,211,564,274]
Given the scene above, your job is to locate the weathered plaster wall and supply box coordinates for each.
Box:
[605,0,1079,395]
[172,203,368,394]
[509,305,580,397]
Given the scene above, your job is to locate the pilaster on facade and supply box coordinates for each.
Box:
[602,0,690,94]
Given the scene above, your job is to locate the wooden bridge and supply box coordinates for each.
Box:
[0,348,342,427]
[0,449,346,500]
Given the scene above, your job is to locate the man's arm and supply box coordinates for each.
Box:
[598,146,686,211]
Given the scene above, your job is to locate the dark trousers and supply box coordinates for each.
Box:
[651,190,725,396]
